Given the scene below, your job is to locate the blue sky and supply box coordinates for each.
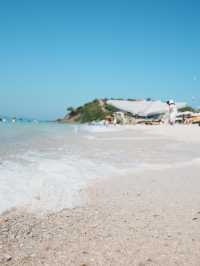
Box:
[0,0,200,119]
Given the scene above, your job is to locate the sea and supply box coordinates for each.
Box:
[0,122,134,214]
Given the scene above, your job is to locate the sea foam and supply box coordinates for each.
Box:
[0,123,127,214]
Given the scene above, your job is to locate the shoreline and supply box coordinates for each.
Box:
[1,125,200,265]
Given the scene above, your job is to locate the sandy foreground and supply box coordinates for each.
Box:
[1,125,200,266]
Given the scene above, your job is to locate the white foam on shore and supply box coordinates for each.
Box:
[1,123,199,215]
[82,124,134,133]
[0,123,143,214]
[0,149,121,214]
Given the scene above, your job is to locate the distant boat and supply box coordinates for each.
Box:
[0,118,7,123]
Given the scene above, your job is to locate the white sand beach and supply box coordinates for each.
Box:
[1,125,200,265]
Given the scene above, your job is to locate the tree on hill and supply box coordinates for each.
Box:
[67,107,73,111]
[104,103,119,112]
[78,101,107,123]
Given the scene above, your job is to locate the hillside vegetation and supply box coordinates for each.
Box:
[59,99,118,123]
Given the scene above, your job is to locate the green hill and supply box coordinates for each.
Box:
[59,99,118,123]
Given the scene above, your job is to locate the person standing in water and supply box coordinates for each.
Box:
[167,100,177,125]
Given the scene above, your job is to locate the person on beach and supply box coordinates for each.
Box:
[167,100,177,125]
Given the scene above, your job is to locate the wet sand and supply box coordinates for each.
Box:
[1,125,200,265]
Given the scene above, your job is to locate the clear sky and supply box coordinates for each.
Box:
[0,0,200,119]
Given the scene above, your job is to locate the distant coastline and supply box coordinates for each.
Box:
[57,98,197,124]
[0,117,43,123]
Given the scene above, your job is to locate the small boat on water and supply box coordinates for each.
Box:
[0,118,7,123]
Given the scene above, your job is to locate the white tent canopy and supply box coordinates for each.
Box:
[107,100,187,117]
